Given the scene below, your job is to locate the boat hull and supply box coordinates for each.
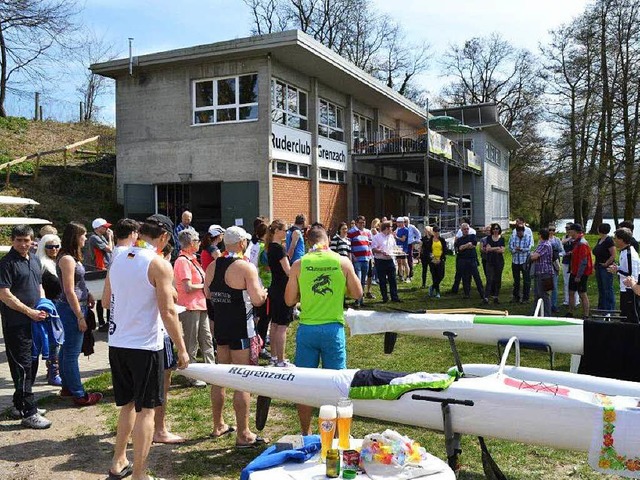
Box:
[182,363,624,452]
[464,363,640,397]
[345,309,584,354]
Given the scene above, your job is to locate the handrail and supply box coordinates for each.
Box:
[0,135,100,172]
[497,336,521,377]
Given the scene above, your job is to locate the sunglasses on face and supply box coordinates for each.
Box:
[45,245,60,249]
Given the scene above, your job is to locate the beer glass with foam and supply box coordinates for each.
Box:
[318,404,337,461]
[337,398,353,450]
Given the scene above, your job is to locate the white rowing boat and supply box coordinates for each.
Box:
[0,195,39,205]
[0,217,51,226]
[344,309,585,354]
[182,339,640,478]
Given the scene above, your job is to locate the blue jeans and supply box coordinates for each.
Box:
[353,261,369,305]
[57,301,87,398]
[595,264,616,311]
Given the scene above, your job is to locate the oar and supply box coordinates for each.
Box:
[255,395,271,431]
[384,308,427,354]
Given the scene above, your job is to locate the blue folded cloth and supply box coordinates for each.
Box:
[240,435,321,480]
[35,298,64,344]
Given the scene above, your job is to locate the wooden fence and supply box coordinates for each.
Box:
[0,135,109,187]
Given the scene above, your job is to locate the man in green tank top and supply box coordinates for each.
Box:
[285,225,362,435]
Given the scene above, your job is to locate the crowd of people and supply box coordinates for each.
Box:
[1,210,639,480]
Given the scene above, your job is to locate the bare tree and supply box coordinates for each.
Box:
[440,34,546,222]
[0,0,80,117]
[243,0,430,100]
[75,31,118,122]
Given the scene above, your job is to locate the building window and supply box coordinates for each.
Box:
[486,142,505,168]
[193,74,258,125]
[379,124,394,140]
[320,168,346,184]
[353,113,373,145]
[318,99,344,142]
[492,187,508,220]
[271,79,308,131]
[274,160,309,179]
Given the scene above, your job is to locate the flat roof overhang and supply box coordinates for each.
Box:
[91,30,426,125]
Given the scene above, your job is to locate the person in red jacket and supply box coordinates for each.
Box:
[567,223,593,318]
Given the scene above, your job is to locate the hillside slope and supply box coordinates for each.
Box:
[0,118,121,237]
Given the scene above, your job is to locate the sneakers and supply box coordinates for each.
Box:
[9,407,47,419]
[365,292,376,299]
[259,348,271,360]
[21,412,51,429]
[73,392,103,407]
[435,292,441,299]
[274,361,295,368]
[190,379,207,388]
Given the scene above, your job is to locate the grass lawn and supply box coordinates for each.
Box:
[88,234,622,479]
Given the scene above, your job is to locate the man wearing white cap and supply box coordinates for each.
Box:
[204,225,268,447]
[87,218,114,330]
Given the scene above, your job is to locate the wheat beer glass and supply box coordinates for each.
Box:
[337,398,353,450]
[318,404,337,461]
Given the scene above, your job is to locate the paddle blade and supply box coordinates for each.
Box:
[255,395,272,431]
[384,332,397,354]
[479,436,508,480]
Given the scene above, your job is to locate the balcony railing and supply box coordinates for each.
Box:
[351,129,480,171]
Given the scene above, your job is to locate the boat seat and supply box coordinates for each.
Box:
[497,339,554,370]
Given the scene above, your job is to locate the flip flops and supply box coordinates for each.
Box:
[235,436,269,449]
[209,425,236,438]
[107,461,133,480]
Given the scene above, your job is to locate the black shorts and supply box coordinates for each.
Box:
[216,337,252,350]
[569,274,589,293]
[254,302,268,322]
[109,346,164,412]
[268,291,293,326]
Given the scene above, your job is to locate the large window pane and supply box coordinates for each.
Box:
[299,91,307,116]
[299,118,308,130]
[195,81,213,108]
[336,107,343,129]
[299,165,308,177]
[272,110,284,124]
[318,125,329,137]
[287,86,298,113]
[240,106,258,120]
[217,78,236,105]
[217,108,236,122]
[328,104,336,128]
[287,115,301,129]
[194,110,214,124]
[276,161,287,174]
[319,101,328,126]
[330,129,344,142]
[274,81,285,109]
[239,74,258,104]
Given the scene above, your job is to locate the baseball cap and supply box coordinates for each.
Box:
[145,214,174,234]
[224,226,251,245]
[92,218,111,229]
[568,223,583,233]
[208,224,225,237]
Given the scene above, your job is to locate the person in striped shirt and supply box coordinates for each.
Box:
[330,222,351,257]
[347,216,372,307]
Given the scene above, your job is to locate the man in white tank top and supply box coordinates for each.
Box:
[102,214,189,480]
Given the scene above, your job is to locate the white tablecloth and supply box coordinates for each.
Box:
[248,439,456,480]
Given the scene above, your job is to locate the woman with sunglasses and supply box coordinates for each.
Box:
[34,234,63,386]
[56,222,103,406]
[484,223,505,304]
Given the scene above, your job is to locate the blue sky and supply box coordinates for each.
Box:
[10,0,589,124]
